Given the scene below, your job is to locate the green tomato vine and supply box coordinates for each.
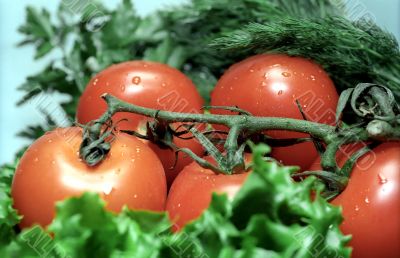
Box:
[80,83,400,199]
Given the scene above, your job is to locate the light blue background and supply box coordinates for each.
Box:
[0,0,399,164]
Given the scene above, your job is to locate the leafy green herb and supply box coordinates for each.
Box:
[0,145,350,257]
[18,7,56,59]
[211,17,400,99]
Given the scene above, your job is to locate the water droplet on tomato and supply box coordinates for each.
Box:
[115,168,121,175]
[133,194,138,198]
[281,72,291,77]
[93,78,99,86]
[177,203,181,207]
[48,139,52,143]
[278,90,283,95]
[103,183,114,195]
[364,197,370,203]
[310,75,316,81]
[355,205,360,211]
[233,76,238,80]
[378,173,388,184]
[249,69,255,73]
[161,82,167,87]
[132,76,141,85]
[34,157,39,162]
[120,85,126,91]
[51,160,55,165]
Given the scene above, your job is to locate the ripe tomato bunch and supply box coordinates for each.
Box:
[12,55,400,257]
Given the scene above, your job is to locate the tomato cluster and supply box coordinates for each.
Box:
[12,56,399,257]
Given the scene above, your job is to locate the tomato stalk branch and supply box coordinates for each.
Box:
[81,93,397,169]
[80,82,400,199]
[101,94,335,139]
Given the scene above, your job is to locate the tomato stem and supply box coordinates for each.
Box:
[79,85,400,196]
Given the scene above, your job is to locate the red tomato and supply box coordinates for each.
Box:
[331,143,400,258]
[76,61,204,186]
[12,127,167,228]
[211,54,339,170]
[166,155,251,231]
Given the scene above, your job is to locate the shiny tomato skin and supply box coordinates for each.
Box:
[12,127,167,228]
[331,143,400,258]
[211,54,339,170]
[76,61,204,185]
[166,155,250,231]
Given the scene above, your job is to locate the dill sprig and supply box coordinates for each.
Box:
[211,17,400,99]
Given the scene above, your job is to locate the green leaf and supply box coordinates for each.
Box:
[48,193,119,258]
[18,7,55,59]
[0,162,21,245]
[17,64,78,106]
[35,41,54,59]
[47,193,170,258]
[0,226,68,258]
[336,88,354,124]
[17,111,57,141]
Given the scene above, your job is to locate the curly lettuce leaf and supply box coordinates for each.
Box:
[0,161,21,245]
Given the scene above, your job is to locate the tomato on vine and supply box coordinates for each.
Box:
[331,143,400,258]
[11,127,167,228]
[166,155,251,231]
[211,54,339,170]
[76,61,204,185]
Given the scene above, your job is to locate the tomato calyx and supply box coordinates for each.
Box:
[292,170,349,200]
[79,120,116,166]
